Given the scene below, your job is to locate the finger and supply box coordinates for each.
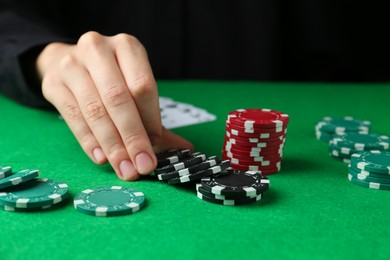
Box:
[58,54,139,181]
[78,32,157,175]
[41,75,107,165]
[153,128,194,154]
[113,34,162,141]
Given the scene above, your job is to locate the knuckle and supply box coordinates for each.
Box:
[114,34,142,47]
[129,76,156,98]
[77,31,105,49]
[58,54,78,70]
[103,84,129,108]
[85,100,106,122]
[63,103,82,121]
[123,132,147,149]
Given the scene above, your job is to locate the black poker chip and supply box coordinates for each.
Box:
[158,156,221,181]
[196,183,261,200]
[167,160,230,185]
[200,169,269,197]
[196,191,262,206]
[154,152,206,176]
[155,149,191,168]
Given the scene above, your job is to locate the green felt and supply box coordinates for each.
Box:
[1,81,390,259]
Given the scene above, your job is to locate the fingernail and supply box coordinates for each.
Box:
[93,147,106,162]
[119,160,137,179]
[149,135,160,146]
[135,152,154,174]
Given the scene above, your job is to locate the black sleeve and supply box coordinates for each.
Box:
[0,1,75,108]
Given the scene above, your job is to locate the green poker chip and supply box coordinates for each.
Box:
[348,173,390,190]
[0,166,12,180]
[351,150,390,174]
[331,133,389,151]
[0,199,52,212]
[348,167,390,184]
[0,169,39,189]
[74,186,146,217]
[0,178,69,208]
[316,116,371,134]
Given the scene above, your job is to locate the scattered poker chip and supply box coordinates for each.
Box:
[154,152,206,175]
[156,149,191,168]
[157,156,221,181]
[74,186,146,217]
[167,160,230,185]
[0,169,39,190]
[0,166,12,180]
[201,169,270,197]
[348,166,390,184]
[348,174,390,190]
[196,184,260,200]
[317,116,371,134]
[0,178,69,208]
[196,191,262,206]
[331,133,389,151]
[315,116,371,143]
[0,200,52,212]
[350,151,390,174]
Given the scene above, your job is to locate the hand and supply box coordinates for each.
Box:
[36,31,193,181]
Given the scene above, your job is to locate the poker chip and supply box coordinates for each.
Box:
[348,166,390,184]
[0,200,52,212]
[201,169,269,197]
[227,109,289,128]
[315,116,371,142]
[331,133,389,151]
[0,169,39,189]
[348,173,390,190]
[196,191,262,206]
[196,184,261,200]
[350,151,390,174]
[74,186,146,217]
[0,178,69,208]
[156,149,191,168]
[167,160,230,185]
[157,156,220,181]
[223,108,288,174]
[153,152,206,175]
[0,166,12,180]
[328,132,389,163]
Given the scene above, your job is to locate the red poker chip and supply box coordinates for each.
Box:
[225,131,286,142]
[224,141,284,152]
[226,126,286,137]
[224,146,284,157]
[222,150,282,161]
[228,164,280,175]
[223,156,282,168]
[226,137,285,148]
[227,120,287,131]
[227,109,289,128]
[224,139,285,149]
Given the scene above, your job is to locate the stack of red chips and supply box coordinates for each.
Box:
[222,108,289,175]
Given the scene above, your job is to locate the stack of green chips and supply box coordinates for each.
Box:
[315,116,371,142]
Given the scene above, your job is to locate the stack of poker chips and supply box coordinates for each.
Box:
[348,151,390,190]
[196,169,269,206]
[329,132,390,163]
[152,149,270,206]
[315,116,371,142]
[222,109,289,174]
[0,166,69,212]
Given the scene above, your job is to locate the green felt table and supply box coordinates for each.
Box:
[1,81,390,260]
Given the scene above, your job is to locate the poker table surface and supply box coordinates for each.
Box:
[1,81,390,260]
